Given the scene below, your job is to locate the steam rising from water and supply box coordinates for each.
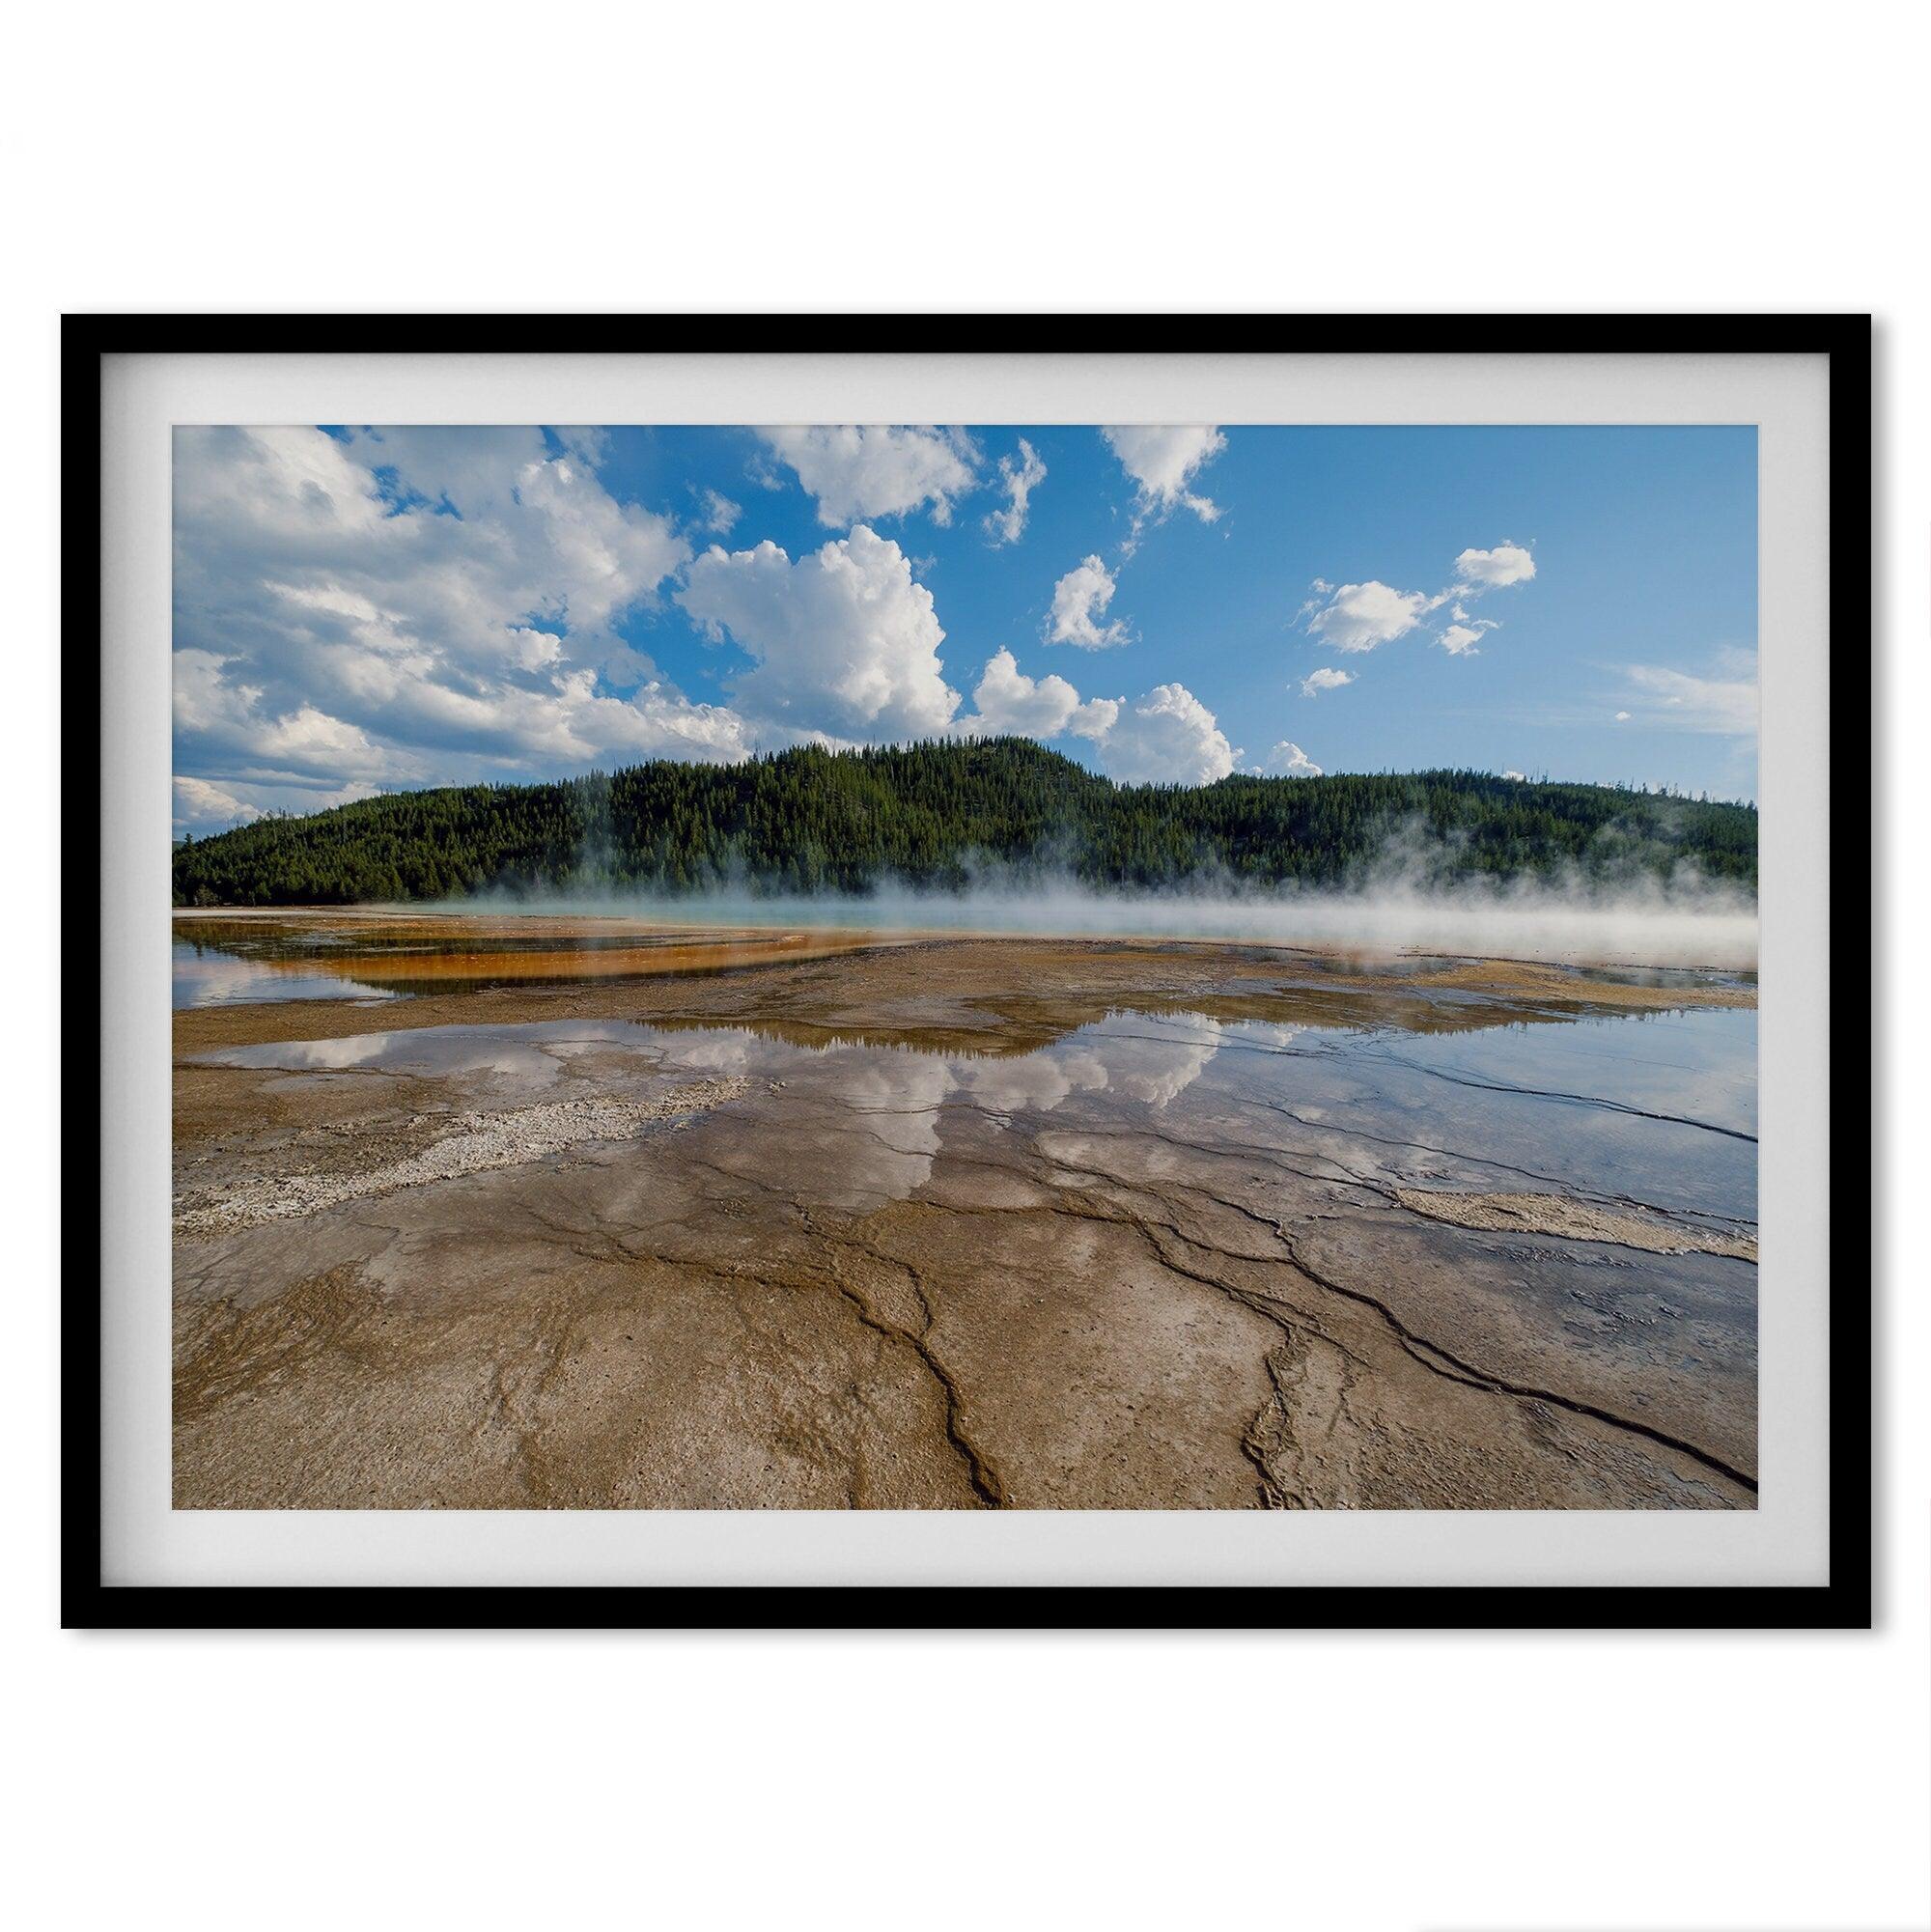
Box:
[447,872,1758,970]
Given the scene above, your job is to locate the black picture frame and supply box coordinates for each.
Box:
[64,313,1873,1631]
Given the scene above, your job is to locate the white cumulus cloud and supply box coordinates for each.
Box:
[1102,426,1227,528]
[174,775,262,830]
[1301,666,1355,698]
[1304,580,1433,653]
[1296,538,1536,668]
[1256,742,1322,777]
[1096,683,1236,786]
[984,438,1047,546]
[171,426,740,813]
[1048,554,1130,648]
[678,525,962,743]
[1454,540,1537,588]
[759,426,978,529]
[1072,695,1123,742]
[957,648,1117,742]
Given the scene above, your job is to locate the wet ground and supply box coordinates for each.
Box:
[171,912,1758,1510]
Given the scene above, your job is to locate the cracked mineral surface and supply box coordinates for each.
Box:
[171,915,1758,1510]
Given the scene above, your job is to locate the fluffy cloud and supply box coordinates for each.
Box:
[957,649,1117,742]
[178,427,692,674]
[1301,666,1354,698]
[564,677,753,764]
[177,639,749,801]
[172,426,747,830]
[1070,694,1123,742]
[678,525,961,742]
[1619,658,1757,735]
[984,438,1047,546]
[696,489,742,535]
[1102,426,1226,527]
[512,457,693,638]
[174,643,419,787]
[1095,683,1236,787]
[1256,742,1322,777]
[956,652,1238,786]
[1454,540,1536,588]
[759,427,978,528]
[174,775,262,830]
[175,774,386,833]
[1048,554,1130,648]
[1502,770,1527,782]
[1294,538,1535,678]
[1304,579,1433,653]
[333,425,544,520]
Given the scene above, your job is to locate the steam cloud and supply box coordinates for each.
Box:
[451,867,1758,970]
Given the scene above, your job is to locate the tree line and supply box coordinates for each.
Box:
[172,739,1759,907]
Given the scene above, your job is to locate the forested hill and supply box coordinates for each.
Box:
[171,740,1758,907]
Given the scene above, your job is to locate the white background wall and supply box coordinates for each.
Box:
[6,5,1922,1926]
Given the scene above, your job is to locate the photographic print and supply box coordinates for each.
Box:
[167,413,1766,1515]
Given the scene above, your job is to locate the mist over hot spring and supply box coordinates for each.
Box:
[448,867,1758,970]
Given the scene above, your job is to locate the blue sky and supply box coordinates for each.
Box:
[171,422,1757,833]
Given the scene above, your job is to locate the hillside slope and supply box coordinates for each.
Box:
[172,740,1758,907]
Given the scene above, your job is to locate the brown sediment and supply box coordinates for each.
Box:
[171,919,1758,1513]
[1392,1188,1758,1261]
[173,910,900,988]
[272,938,891,985]
[1293,954,1756,1009]
[172,925,1752,1056]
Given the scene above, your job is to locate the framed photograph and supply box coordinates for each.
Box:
[67,316,1869,1627]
